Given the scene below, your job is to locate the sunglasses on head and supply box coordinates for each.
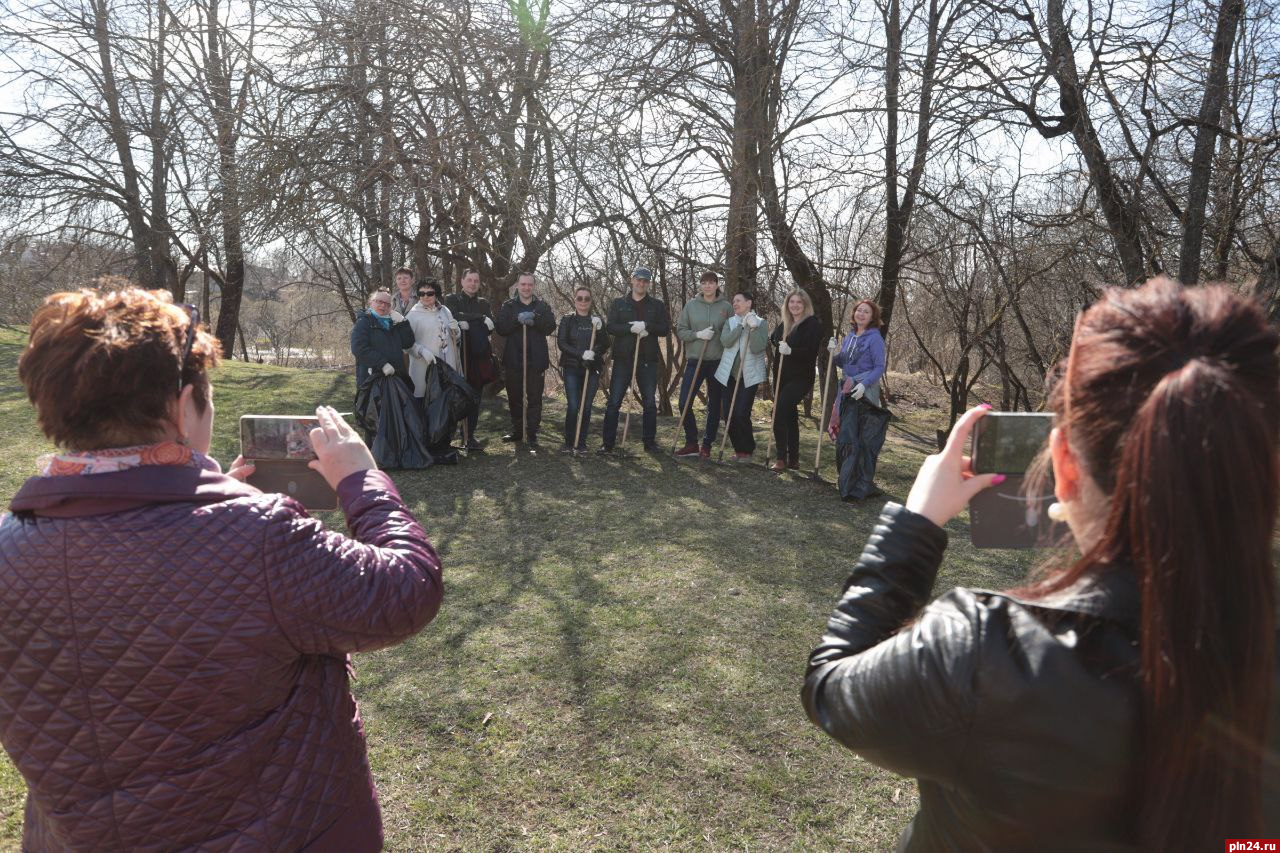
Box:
[177,303,199,393]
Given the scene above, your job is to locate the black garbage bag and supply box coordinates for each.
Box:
[420,361,480,450]
[835,394,892,500]
[354,374,433,469]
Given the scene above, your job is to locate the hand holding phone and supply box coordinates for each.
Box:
[240,411,362,510]
[904,406,1005,527]
[306,406,376,489]
[968,410,1066,548]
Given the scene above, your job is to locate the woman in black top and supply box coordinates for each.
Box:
[803,278,1280,850]
[557,286,610,452]
[768,289,822,471]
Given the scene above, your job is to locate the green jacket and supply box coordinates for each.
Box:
[675,296,733,361]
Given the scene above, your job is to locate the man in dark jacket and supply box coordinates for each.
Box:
[444,269,495,450]
[599,266,671,452]
[557,285,611,452]
[493,271,556,449]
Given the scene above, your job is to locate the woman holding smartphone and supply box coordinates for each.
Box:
[803,277,1280,850]
[3,286,442,850]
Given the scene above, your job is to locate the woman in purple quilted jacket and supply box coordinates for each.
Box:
[0,286,443,851]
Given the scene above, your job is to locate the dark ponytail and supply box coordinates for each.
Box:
[1023,278,1279,849]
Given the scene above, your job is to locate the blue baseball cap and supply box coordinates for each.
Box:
[631,266,653,281]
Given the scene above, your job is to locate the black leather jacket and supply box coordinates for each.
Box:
[557,312,610,372]
[803,504,1280,851]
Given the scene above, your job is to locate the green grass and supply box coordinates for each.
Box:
[0,324,1034,851]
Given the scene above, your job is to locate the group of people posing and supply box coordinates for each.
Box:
[350,264,888,474]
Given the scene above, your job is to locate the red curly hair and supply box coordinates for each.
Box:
[19,283,221,450]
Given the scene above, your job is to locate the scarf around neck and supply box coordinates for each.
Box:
[37,441,214,477]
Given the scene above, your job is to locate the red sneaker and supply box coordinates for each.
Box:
[674,443,700,458]
[698,447,711,460]
[734,452,752,463]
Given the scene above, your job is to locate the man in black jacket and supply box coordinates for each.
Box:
[599,266,671,453]
[444,269,495,450]
[493,271,556,449]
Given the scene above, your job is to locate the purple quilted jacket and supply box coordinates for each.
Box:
[0,464,442,851]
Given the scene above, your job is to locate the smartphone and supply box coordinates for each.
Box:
[239,415,337,510]
[969,412,1066,549]
[972,412,1052,475]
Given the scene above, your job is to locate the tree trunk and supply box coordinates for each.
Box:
[1254,236,1280,324]
[1045,0,1146,283]
[724,1,761,295]
[876,0,941,340]
[205,0,246,359]
[1177,0,1244,285]
[92,0,174,294]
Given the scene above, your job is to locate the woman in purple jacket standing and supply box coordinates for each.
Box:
[828,299,886,409]
[827,299,890,500]
[1,286,443,851]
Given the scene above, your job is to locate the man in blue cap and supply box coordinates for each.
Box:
[599,266,671,453]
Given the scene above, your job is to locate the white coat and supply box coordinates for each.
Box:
[715,312,769,389]
[406,302,461,398]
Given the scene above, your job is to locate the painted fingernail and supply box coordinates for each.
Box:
[991,474,1006,484]
[980,403,993,410]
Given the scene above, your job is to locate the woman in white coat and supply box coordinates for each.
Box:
[406,278,461,400]
[714,290,768,462]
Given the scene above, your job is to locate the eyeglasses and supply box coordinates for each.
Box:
[418,291,438,298]
[574,295,592,302]
[177,303,199,393]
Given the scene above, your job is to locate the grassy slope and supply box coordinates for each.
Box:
[0,325,1033,851]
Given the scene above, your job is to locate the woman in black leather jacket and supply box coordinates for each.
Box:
[557,286,610,452]
[803,277,1280,851]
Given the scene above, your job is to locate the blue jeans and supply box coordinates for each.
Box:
[677,358,722,448]
[563,366,601,449]
[602,359,658,447]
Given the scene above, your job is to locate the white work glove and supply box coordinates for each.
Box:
[696,327,715,341]
[637,329,650,338]
[450,320,462,333]
[381,363,395,377]
[483,316,495,331]
[851,382,866,400]
[458,320,469,331]
[413,344,436,364]
[591,315,603,330]
[582,349,595,362]
[827,336,838,353]
[744,313,761,329]
[629,320,646,334]
[778,341,792,356]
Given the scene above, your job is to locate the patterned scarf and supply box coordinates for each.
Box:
[37,441,209,477]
